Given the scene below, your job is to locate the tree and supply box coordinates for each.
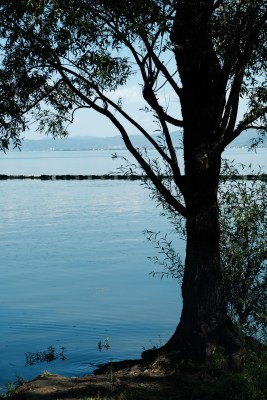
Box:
[0,0,266,367]
[146,161,267,339]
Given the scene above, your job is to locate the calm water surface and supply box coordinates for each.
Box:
[0,147,266,391]
[0,176,182,391]
[0,147,266,175]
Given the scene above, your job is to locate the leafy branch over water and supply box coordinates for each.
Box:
[145,161,267,339]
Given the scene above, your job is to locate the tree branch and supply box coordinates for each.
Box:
[141,35,183,100]
[103,17,183,127]
[58,64,174,166]
[0,78,64,130]
[221,8,267,141]
[57,65,187,217]
[245,125,267,130]
[222,106,267,148]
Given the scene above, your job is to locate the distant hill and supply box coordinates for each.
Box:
[20,133,182,151]
[21,135,127,151]
[19,129,265,151]
[230,129,267,146]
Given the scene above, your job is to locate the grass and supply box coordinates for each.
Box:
[0,376,25,398]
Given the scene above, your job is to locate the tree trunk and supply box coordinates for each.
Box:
[142,146,242,366]
[166,147,241,361]
[142,1,242,367]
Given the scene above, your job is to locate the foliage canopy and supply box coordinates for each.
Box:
[1,1,266,154]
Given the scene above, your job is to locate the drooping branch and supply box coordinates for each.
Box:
[144,57,184,127]
[58,64,174,167]
[102,16,183,129]
[56,65,187,217]
[142,36,183,101]
[91,21,185,186]
[94,89,174,163]
[107,116,187,218]
[123,37,184,183]
[142,75,184,188]
[0,78,63,129]
[3,13,185,191]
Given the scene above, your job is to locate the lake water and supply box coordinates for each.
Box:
[0,147,266,391]
[0,147,266,175]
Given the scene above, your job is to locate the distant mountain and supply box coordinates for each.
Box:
[230,130,267,146]
[19,129,265,151]
[21,135,127,151]
[20,133,182,151]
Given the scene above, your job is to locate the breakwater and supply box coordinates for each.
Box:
[0,174,266,181]
[0,174,143,180]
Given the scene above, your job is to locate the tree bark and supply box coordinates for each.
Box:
[142,144,241,366]
[165,147,240,360]
[142,1,242,367]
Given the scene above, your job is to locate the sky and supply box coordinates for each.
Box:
[66,88,247,139]
[24,63,182,140]
[24,76,249,141]
[23,53,248,141]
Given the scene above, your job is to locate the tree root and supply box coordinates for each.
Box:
[141,318,244,372]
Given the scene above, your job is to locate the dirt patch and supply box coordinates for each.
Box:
[9,354,236,400]
[9,357,192,400]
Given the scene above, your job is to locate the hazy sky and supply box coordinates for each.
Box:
[25,62,182,140]
[24,60,248,140]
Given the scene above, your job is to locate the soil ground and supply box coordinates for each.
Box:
[7,355,230,400]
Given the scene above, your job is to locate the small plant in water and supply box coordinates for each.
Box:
[25,345,66,366]
[98,337,110,352]
[97,338,113,382]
